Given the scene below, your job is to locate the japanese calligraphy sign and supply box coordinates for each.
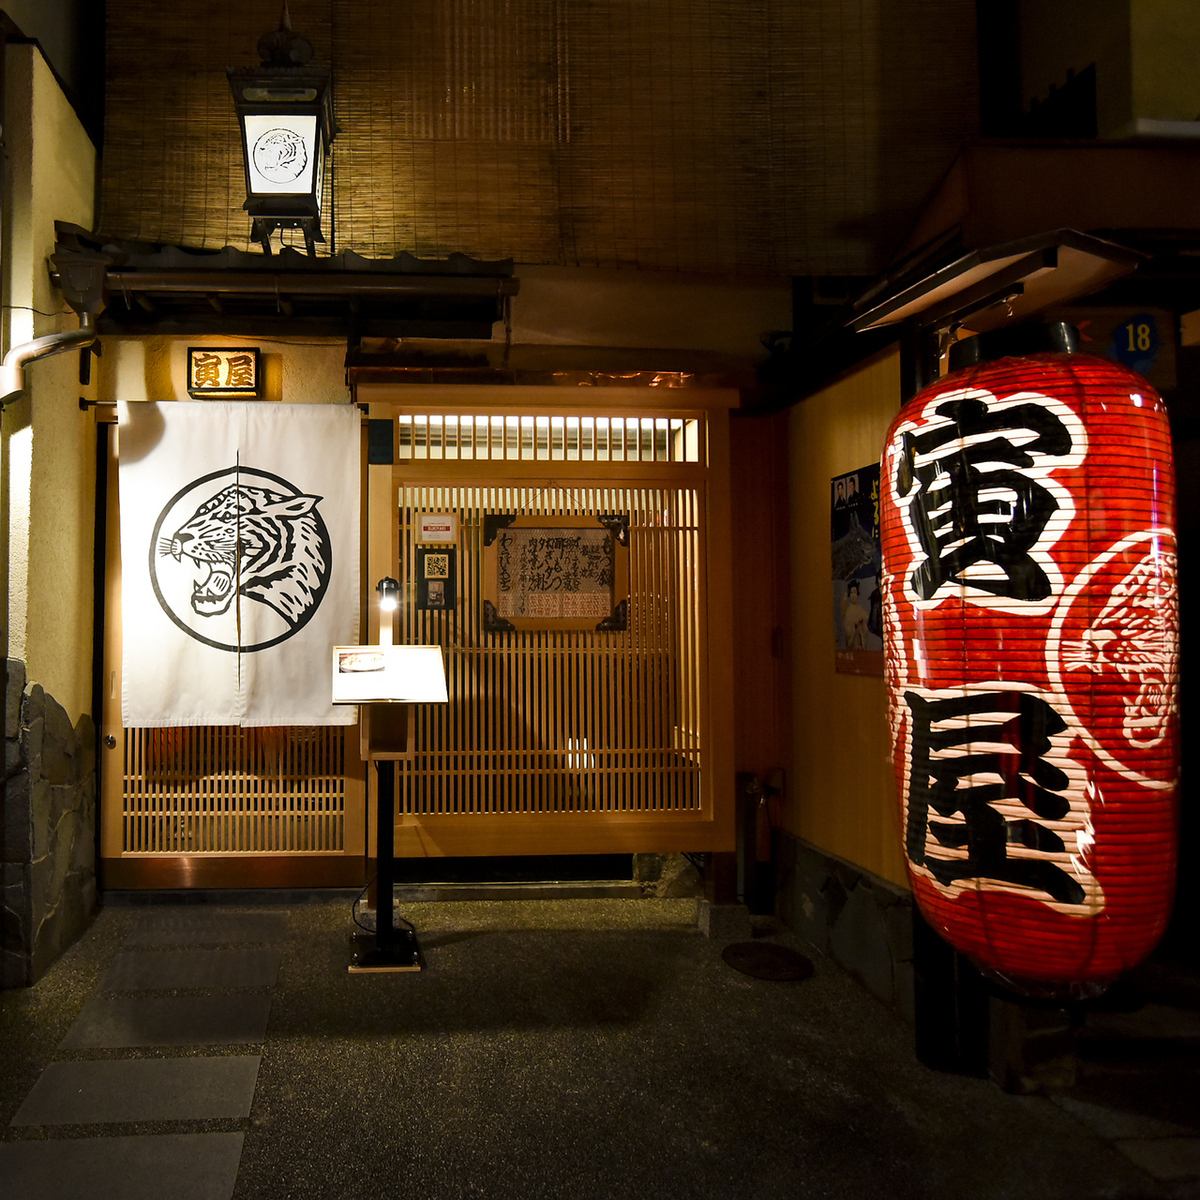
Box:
[881,352,1178,990]
[187,347,261,397]
[482,514,629,632]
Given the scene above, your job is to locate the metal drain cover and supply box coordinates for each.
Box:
[721,941,814,981]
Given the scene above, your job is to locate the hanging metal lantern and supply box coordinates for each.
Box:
[227,4,336,254]
[880,325,1178,993]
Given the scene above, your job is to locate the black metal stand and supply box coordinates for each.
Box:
[911,906,988,1073]
[348,760,423,973]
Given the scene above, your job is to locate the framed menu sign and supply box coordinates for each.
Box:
[482,514,629,633]
[330,645,448,704]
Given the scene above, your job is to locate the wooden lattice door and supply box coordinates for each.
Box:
[360,391,736,858]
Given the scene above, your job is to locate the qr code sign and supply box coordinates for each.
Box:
[424,553,450,580]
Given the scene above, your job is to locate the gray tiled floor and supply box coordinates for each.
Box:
[2,909,282,1200]
[5,899,1199,1200]
[12,1056,261,1126]
[61,993,272,1049]
[122,912,288,947]
[102,947,282,991]
[1116,1138,1200,1182]
[0,1133,245,1200]
[1051,1093,1194,1141]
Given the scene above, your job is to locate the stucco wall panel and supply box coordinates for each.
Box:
[2,46,97,722]
[26,351,95,722]
[785,349,907,889]
[98,337,349,406]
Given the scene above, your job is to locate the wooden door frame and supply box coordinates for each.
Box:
[357,383,737,858]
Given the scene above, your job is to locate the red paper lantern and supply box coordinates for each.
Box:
[880,347,1178,992]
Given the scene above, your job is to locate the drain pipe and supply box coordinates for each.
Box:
[0,316,97,408]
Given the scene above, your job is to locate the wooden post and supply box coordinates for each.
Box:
[704,851,738,905]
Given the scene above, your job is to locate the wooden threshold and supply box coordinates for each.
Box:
[102,854,367,891]
[391,817,732,858]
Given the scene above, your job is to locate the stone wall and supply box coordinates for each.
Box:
[774,830,915,1023]
[3,659,97,988]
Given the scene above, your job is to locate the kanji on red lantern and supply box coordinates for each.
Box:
[881,351,1178,992]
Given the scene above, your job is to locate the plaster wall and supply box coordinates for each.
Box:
[97,267,791,402]
[1,44,98,987]
[1017,0,1133,138]
[2,0,93,116]
[97,337,350,406]
[1129,0,1200,126]
[2,44,96,722]
[1018,0,1200,137]
[785,348,906,889]
[510,268,791,357]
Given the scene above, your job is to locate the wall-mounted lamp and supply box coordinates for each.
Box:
[376,577,400,611]
[376,576,400,646]
[227,2,337,256]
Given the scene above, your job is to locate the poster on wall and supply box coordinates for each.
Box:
[831,463,883,676]
[118,401,360,726]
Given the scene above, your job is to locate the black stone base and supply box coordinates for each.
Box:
[773,831,915,1023]
[773,831,1086,1092]
[3,660,98,989]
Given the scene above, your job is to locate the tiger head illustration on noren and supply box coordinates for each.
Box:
[160,484,327,627]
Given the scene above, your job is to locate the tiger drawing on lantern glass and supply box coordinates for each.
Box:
[149,466,333,653]
[252,128,308,184]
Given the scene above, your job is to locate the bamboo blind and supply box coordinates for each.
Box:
[100,0,978,274]
[393,483,704,818]
[120,726,349,854]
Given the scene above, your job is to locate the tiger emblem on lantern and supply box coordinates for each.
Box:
[880,349,1178,992]
[150,467,333,653]
[252,127,308,184]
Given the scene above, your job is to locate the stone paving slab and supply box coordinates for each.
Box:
[11,1056,261,1126]
[0,1132,244,1200]
[61,994,272,1049]
[123,912,288,947]
[102,948,282,992]
[1084,1003,1200,1041]
[1116,1137,1200,1181]
[1051,1093,1194,1140]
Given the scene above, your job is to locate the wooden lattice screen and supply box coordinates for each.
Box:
[360,388,736,858]
[119,726,351,855]
[393,484,704,819]
[100,394,735,880]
